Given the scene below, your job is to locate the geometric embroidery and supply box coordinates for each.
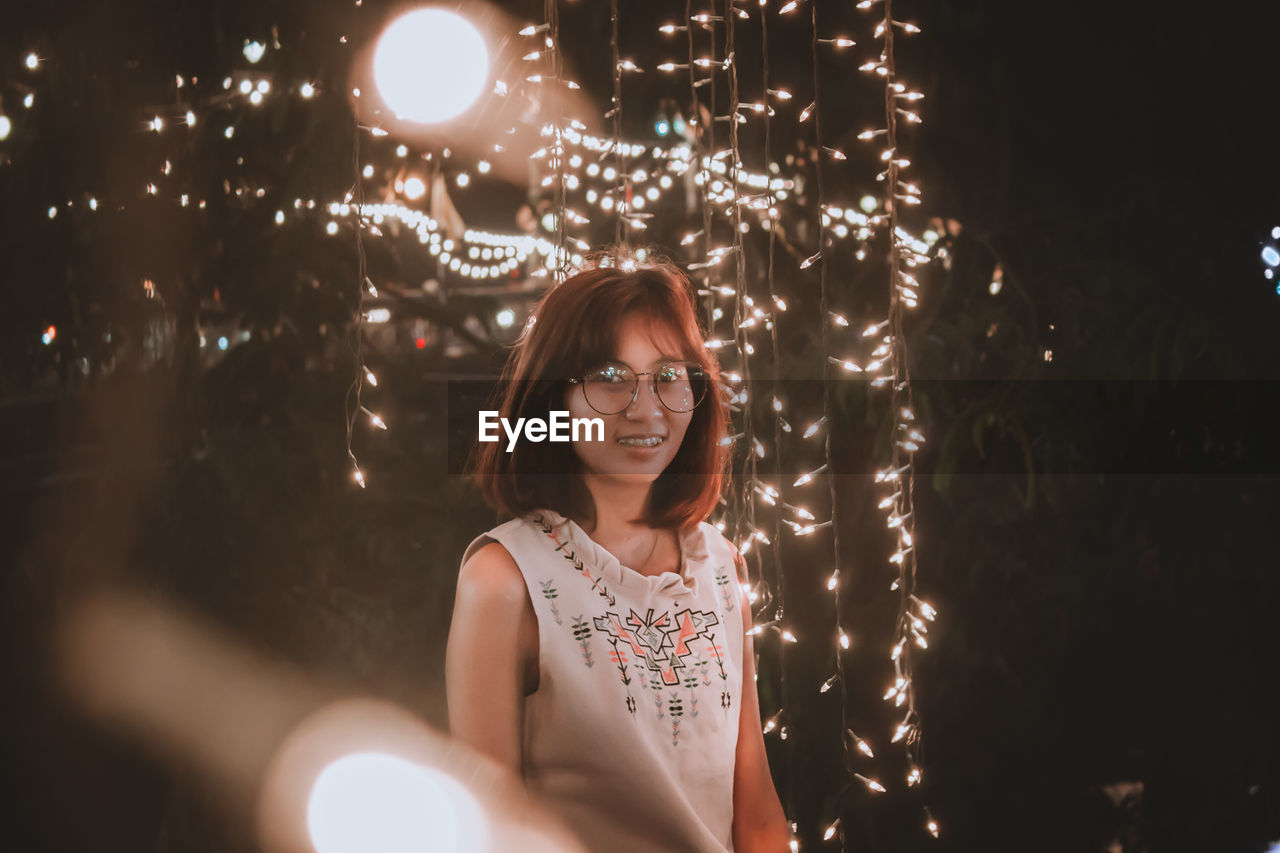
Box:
[593,607,719,686]
[593,606,722,745]
[714,565,737,613]
[520,512,738,747]
[531,511,616,606]
[538,578,564,625]
[571,615,595,667]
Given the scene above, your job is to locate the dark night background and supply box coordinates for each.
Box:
[2,1,1278,852]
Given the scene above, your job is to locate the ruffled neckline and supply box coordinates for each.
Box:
[530,509,705,600]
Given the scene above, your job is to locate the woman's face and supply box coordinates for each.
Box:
[563,313,696,488]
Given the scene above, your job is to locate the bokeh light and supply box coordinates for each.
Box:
[373,9,489,124]
[307,752,488,853]
[403,176,427,200]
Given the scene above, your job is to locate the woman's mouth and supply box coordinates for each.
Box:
[616,435,665,448]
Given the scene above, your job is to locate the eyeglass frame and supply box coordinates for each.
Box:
[566,359,709,415]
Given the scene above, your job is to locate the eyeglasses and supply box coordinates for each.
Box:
[568,360,709,415]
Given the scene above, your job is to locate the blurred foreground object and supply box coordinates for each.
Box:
[55,592,585,853]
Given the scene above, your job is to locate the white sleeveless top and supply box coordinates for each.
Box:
[462,508,746,853]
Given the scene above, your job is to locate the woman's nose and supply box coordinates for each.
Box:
[625,376,665,417]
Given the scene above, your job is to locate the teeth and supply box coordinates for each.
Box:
[618,436,664,447]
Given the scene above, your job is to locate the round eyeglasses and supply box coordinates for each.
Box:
[569,360,709,415]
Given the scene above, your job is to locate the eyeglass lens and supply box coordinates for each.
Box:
[582,361,707,414]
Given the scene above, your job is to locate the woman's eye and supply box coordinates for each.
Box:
[589,368,628,383]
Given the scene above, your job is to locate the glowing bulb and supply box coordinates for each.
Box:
[243,41,266,63]
[403,176,426,200]
[855,774,886,794]
[374,9,489,123]
[456,173,470,187]
[25,53,38,70]
[495,308,515,328]
[0,116,10,140]
[300,82,316,98]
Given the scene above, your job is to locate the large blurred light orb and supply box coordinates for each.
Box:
[403,176,427,200]
[374,9,489,124]
[0,116,10,140]
[307,752,487,853]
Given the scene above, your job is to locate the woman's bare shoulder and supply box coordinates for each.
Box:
[457,540,528,604]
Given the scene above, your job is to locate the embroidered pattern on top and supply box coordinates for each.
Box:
[593,606,730,746]
[527,512,736,746]
[532,512,616,606]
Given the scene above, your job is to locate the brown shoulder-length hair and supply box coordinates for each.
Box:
[465,252,730,532]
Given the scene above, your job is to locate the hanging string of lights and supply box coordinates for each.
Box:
[345,110,378,490]
[802,0,863,843]
[724,0,801,843]
[862,0,939,837]
[608,0,628,249]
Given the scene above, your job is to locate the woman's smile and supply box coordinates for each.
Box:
[616,434,666,449]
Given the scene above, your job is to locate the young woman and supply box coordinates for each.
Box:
[446,255,789,852]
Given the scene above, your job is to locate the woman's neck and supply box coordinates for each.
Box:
[578,474,650,534]
[575,474,663,553]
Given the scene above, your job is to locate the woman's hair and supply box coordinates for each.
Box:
[466,251,730,531]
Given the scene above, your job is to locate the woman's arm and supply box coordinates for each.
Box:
[445,541,531,775]
[729,547,791,853]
